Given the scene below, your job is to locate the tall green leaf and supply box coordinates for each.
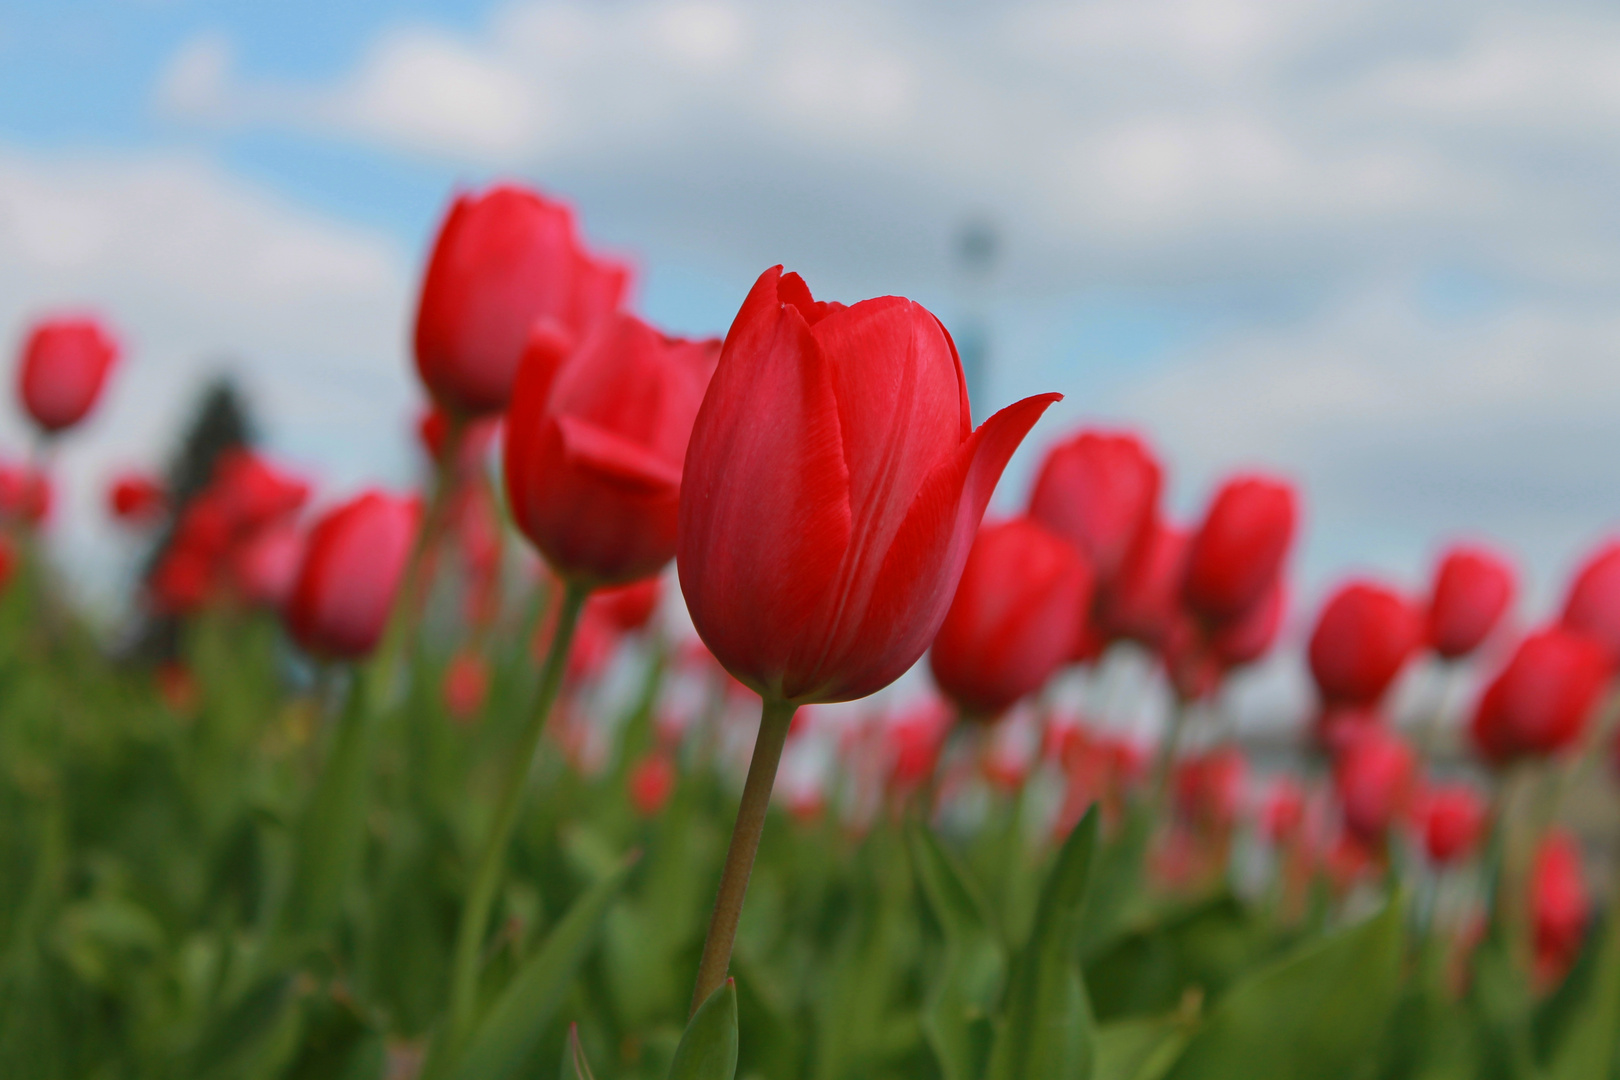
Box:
[1095,1015,1195,1080]
[1546,912,1620,1080]
[667,979,739,1080]
[986,806,1101,1080]
[909,823,1005,1080]
[1161,895,1404,1080]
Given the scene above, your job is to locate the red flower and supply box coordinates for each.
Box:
[442,650,490,723]
[1182,475,1297,625]
[414,185,630,416]
[1172,747,1245,830]
[1312,703,1385,760]
[285,492,420,660]
[1427,544,1515,659]
[17,316,119,433]
[1027,429,1160,591]
[1308,580,1422,707]
[628,752,677,817]
[1261,776,1306,845]
[150,545,214,616]
[679,267,1060,705]
[1419,783,1485,866]
[1471,627,1610,764]
[1209,580,1286,668]
[1333,728,1415,844]
[0,463,51,525]
[506,313,719,585]
[108,471,167,525]
[590,576,662,634]
[1100,519,1187,648]
[1532,830,1590,985]
[211,449,310,529]
[418,406,501,474]
[1561,540,1620,664]
[229,521,305,609]
[928,517,1092,718]
[886,699,952,794]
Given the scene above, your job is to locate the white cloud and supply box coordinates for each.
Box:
[0,147,415,605]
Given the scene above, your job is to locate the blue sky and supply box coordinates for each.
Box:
[5,0,1620,658]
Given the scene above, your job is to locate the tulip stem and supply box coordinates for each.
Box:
[690,696,797,1016]
[443,579,588,1054]
[1148,694,1192,816]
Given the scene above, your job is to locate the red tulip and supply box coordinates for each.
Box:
[506,313,719,586]
[230,521,305,608]
[418,406,500,475]
[17,316,119,433]
[211,449,309,529]
[1308,580,1422,707]
[1532,829,1589,984]
[628,752,677,817]
[678,267,1060,705]
[442,650,490,723]
[414,185,630,416]
[886,699,952,794]
[1427,544,1515,659]
[0,462,51,525]
[1182,475,1297,625]
[1209,580,1286,668]
[285,492,420,660]
[1172,747,1245,830]
[150,546,213,616]
[929,517,1093,717]
[1419,783,1485,866]
[1261,776,1306,844]
[1027,429,1160,589]
[1471,627,1610,764]
[1333,728,1415,844]
[1100,520,1187,647]
[0,534,16,593]
[1312,703,1385,760]
[1561,540,1620,664]
[590,576,662,634]
[108,472,167,525]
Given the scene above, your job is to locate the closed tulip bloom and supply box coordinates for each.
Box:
[1210,581,1286,668]
[1182,475,1298,625]
[1471,627,1610,764]
[212,449,309,528]
[1028,430,1161,589]
[1561,540,1620,664]
[628,752,677,817]
[929,517,1093,718]
[1100,520,1187,647]
[285,492,420,660]
[1313,703,1385,760]
[0,463,51,526]
[591,576,662,634]
[1420,783,1485,866]
[442,650,490,723]
[1308,581,1422,707]
[506,313,719,586]
[1334,728,1416,844]
[230,521,304,609]
[414,185,630,416]
[1532,830,1590,984]
[678,267,1060,704]
[108,472,166,524]
[1427,544,1515,659]
[17,316,119,433]
[1172,747,1245,830]
[1261,776,1306,845]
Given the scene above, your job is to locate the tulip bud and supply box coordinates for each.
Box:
[1312,703,1385,760]
[590,577,662,634]
[1100,520,1187,647]
[0,462,51,526]
[108,471,167,525]
[230,521,305,609]
[1261,776,1306,845]
[1182,475,1297,625]
[284,491,420,660]
[1172,747,1245,830]
[1419,783,1485,866]
[1308,580,1422,707]
[1427,544,1515,659]
[1209,580,1286,669]
[886,700,952,795]
[506,313,719,586]
[628,752,677,817]
[1532,829,1590,985]
[1471,627,1610,764]
[414,185,630,416]
[1561,540,1620,664]
[17,316,119,433]
[211,449,309,529]
[1027,430,1161,591]
[442,650,490,723]
[678,267,1060,705]
[1333,728,1415,844]
[929,517,1093,718]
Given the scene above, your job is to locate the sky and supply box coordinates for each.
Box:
[5,0,1620,658]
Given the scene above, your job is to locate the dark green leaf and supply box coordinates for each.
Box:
[667,979,739,1080]
[1095,1014,1195,1080]
[1547,912,1620,1080]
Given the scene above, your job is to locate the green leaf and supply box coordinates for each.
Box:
[1546,913,1620,1080]
[1095,1015,1195,1080]
[986,805,1101,1080]
[909,823,1006,1080]
[1161,894,1405,1080]
[564,1024,597,1080]
[1078,805,1153,961]
[667,979,739,1080]
[443,854,635,1080]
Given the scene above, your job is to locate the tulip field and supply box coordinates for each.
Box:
[4,183,1620,1080]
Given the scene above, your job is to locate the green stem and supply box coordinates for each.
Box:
[690,697,797,1016]
[444,580,589,1051]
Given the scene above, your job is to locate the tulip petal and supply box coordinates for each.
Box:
[553,414,683,495]
[794,391,1060,702]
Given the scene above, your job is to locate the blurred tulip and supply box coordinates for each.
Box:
[108,472,166,524]
[1532,830,1590,985]
[887,700,952,795]
[1312,703,1385,760]
[1561,540,1620,664]
[230,521,304,609]
[211,449,309,528]
[150,546,213,616]
[17,316,119,433]
[1209,580,1286,668]
[1471,627,1610,764]
[1173,747,1245,830]
[929,517,1092,718]
[0,534,14,594]
[442,651,490,723]
[506,313,719,586]
[1261,776,1306,845]
[418,407,500,474]
[0,463,51,526]
[628,752,677,817]
[1027,429,1160,590]
[1427,544,1515,659]
[1334,728,1415,845]
[1100,520,1187,647]
[590,576,662,634]
[285,492,420,660]
[680,267,1060,705]
[1308,580,1422,707]
[414,185,630,416]
[1419,783,1485,866]
[1182,475,1297,625]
